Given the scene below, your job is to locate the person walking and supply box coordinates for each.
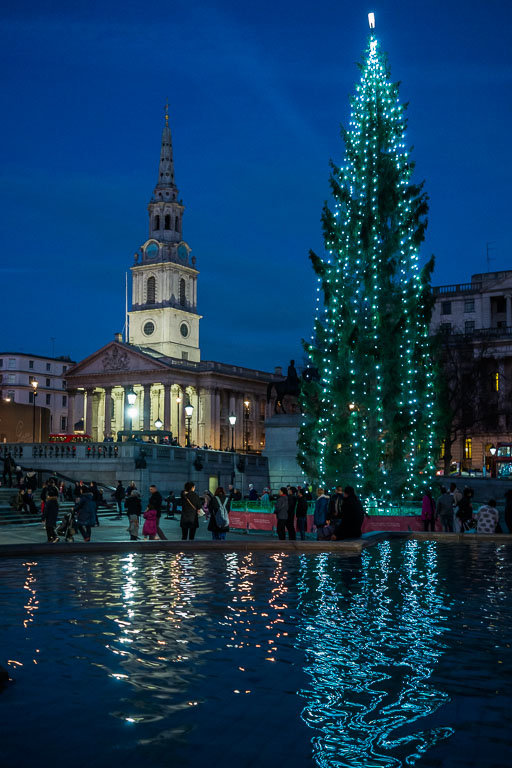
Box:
[74,487,96,542]
[286,486,297,540]
[180,481,202,540]
[142,506,158,540]
[474,499,500,534]
[436,487,455,532]
[44,486,60,543]
[274,487,289,540]
[125,489,142,540]
[149,484,167,539]
[331,486,365,540]
[114,481,125,519]
[313,488,329,540]
[295,488,309,541]
[207,487,230,540]
[421,490,436,532]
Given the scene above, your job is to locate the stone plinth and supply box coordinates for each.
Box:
[262,414,307,492]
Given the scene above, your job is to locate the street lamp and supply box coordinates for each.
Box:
[243,399,250,453]
[31,380,39,443]
[126,388,137,432]
[490,444,497,478]
[154,389,163,429]
[176,394,182,445]
[184,402,194,447]
[229,412,237,451]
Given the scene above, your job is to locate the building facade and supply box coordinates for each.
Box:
[431,270,512,472]
[65,112,280,447]
[0,352,82,434]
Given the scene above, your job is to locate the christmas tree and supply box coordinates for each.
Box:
[299,18,439,499]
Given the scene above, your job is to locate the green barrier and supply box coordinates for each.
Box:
[231,499,422,517]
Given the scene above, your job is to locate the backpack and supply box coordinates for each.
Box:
[215,497,230,529]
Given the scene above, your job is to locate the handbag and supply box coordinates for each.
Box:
[185,494,204,517]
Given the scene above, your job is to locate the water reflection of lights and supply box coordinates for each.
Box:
[296,544,454,767]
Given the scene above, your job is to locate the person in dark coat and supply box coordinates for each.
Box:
[2,453,14,487]
[114,481,125,518]
[328,486,344,522]
[44,487,60,543]
[286,486,297,540]
[89,481,102,526]
[295,488,309,541]
[274,487,289,540]
[25,470,38,491]
[331,486,364,540]
[149,484,166,539]
[207,487,230,540]
[74,489,96,541]
[180,481,202,540]
[456,488,474,532]
[125,490,142,540]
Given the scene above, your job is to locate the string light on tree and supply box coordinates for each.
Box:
[298,13,440,500]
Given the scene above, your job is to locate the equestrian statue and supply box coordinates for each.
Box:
[266,360,319,414]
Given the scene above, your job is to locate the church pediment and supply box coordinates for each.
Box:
[66,341,170,379]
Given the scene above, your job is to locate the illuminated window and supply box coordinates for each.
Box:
[440,440,445,458]
[495,372,499,392]
[464,438,472,460]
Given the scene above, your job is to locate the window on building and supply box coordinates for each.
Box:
[62,366,67,373]
[61,416,67,431]
[147,276,156,304]
[464,438,472,460]
[164,214,171,229]
[440,440,445,459]
[7,390,15,401]
[496,296,506,313]
[8,358,15,369]
[7,374,15,384]
[464,298,475,313]
[181,351,188,361]
[46,378,50,387]
[175,216,179,231]
[179,278,186,307]
[441,301,452,315]
[62,381,67,389]
[440,323,452,334]
[154,214,160,230]
[29,360,34,369]
[46,363,51,371]
[46,394,51,405]
[0,359,3,367]
[465,320,475,334]
[29,392,33,404]
[62,395,67,407]
[495,372,499,392]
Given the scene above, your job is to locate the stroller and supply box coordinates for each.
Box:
[56,510,76,542]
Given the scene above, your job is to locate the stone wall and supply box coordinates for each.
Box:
[262,414,308,491]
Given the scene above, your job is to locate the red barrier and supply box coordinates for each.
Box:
[362,515,442,533]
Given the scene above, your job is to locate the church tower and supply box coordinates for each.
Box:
[128,107,201,361]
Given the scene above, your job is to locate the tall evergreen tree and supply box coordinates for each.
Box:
[299,25,439,499]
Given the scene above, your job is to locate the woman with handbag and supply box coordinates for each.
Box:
[180,481,202,540]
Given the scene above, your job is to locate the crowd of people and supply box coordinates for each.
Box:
[422,481,510,535]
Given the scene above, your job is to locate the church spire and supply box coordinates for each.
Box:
[154,100,177,196]
[148,106,184,242]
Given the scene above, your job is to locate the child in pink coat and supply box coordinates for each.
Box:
[142,507,157,540]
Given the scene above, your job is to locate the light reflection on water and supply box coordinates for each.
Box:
[1,542,512,768]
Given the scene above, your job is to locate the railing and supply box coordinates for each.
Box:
[231,499,423,516]
[433,282,482,295]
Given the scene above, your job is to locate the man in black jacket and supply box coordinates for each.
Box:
[286,486,297,540]
[149,484,167,540]
[332,486,364,540]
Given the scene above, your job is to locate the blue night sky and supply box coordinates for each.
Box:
[1,0,511,372]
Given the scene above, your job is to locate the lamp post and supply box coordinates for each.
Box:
[229,412,236,452]
[126,387,137,433]
[176,395,182,445]
[243,399,250,453]
[490,444,497,478]
[154,390,163,430]
[185,402,194,448]
[31,380,39,443]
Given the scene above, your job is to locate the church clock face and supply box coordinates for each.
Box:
[177,244,188,262]
[145,242,159,259]
[143,321,155,336]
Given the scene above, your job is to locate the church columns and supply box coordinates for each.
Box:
[163,384,171,431]
[85,389,94,437]
[143,384,152,430]
[103,387,112,439]
[67,390,76,434]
